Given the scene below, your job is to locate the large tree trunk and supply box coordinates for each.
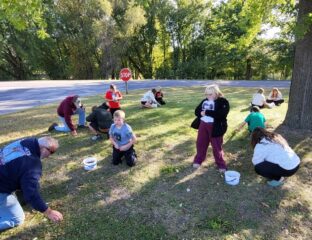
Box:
[284,0,312,130]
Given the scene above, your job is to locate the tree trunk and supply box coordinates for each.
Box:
[284,0,312,130]
[245,58,252,80]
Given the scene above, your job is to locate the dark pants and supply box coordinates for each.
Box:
[251,104,264,109]
[110,108,121,116]
[112,145,137,167]
[193,121,227,169]
[156,97,166,105]
[266,99,284,105]
[254,161,299,181]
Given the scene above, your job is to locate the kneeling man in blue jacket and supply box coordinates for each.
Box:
[0,136,63,231]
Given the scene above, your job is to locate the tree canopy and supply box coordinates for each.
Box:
[0,0,298,80]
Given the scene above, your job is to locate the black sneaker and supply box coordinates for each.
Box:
[77,125,88,129]
[48,123,58,132]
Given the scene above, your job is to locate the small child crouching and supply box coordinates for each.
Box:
[109,110,137,167]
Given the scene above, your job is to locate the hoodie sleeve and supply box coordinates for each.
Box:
[252,144,267,166]
[194,100,204,118]
[20,170,48,213]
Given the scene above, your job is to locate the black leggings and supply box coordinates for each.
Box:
[254,161,299,181]
[266,99,284,105]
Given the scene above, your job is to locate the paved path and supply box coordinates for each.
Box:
[0,80,290,115]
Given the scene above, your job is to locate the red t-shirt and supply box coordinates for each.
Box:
[105,90,122,109]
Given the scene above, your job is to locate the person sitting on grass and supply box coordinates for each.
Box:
[48,95,86,136]
[0,137,63,231]
[251,88,274,109]
[236,106,266,133]
[86,102,113,141]
[266,87,284,106]
[155,86,166,105]
[140,89,160,108]
[251,127,300,187]
[109,110,137,167]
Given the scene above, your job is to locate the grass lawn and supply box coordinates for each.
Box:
[0,86,311,240]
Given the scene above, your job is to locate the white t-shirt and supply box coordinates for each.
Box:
[268,92,283,100]
[252,138,300,170]
[141,91,157,103]
[252,93,266,106]
[200,99,215,123]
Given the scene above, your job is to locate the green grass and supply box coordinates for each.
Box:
[0,87,311,240]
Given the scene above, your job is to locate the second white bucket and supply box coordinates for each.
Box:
[225,170,240,186]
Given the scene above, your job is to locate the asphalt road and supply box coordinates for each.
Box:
[0,79,290,115]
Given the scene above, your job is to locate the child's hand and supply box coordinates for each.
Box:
[114,143,119,149]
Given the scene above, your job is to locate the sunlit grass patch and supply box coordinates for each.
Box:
[1,86,311,240]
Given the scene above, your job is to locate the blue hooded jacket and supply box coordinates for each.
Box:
[0,138,48,212]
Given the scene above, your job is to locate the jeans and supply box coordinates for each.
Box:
[0,193,25,231]
[55,108,86,132]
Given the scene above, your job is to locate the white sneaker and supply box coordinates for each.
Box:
[193,163,201,169]
[91,135,99,141]
[268,102,275,109]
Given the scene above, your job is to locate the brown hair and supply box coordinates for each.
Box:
[251,127,289,149]
[257,88,264,94]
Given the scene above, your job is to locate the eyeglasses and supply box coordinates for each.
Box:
[45,147,55,155]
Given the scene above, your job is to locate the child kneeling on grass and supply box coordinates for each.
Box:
[236,106,266,133]
[109,110,137,167]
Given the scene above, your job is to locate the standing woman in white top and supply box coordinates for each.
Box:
[251,88,274,109]
[251,127,300,187]
[266,88,284,106]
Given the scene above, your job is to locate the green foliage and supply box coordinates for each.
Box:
[0,0,300,80]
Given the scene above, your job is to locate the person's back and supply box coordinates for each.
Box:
[94,106,113,129]
[0,138,46,212]
[245,112,266,132]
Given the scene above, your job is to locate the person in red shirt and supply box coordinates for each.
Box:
[48,95,86,136]
[105,84,123,115]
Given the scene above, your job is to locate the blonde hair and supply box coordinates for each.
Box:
[113,110,125,119]
[205,84,223,97]
[257,88,264,94]
[271,88,281,98]
[38,136,59,153]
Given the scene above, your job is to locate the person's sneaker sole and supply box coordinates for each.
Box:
[48,123,58,132]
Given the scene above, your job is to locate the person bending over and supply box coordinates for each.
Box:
[251,127,300,187]
[0,137,63,231]
[48,95,86,136]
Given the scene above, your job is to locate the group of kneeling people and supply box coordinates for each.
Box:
[0,84,300,231]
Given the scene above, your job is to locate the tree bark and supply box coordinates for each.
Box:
[245,58,252,80]
[284,0,312,130]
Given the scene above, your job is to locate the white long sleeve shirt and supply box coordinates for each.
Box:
[141,90,157,103]
[252,138,300,170]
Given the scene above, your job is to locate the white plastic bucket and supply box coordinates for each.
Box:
[82,157,97,171]
[225,170,240,186]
